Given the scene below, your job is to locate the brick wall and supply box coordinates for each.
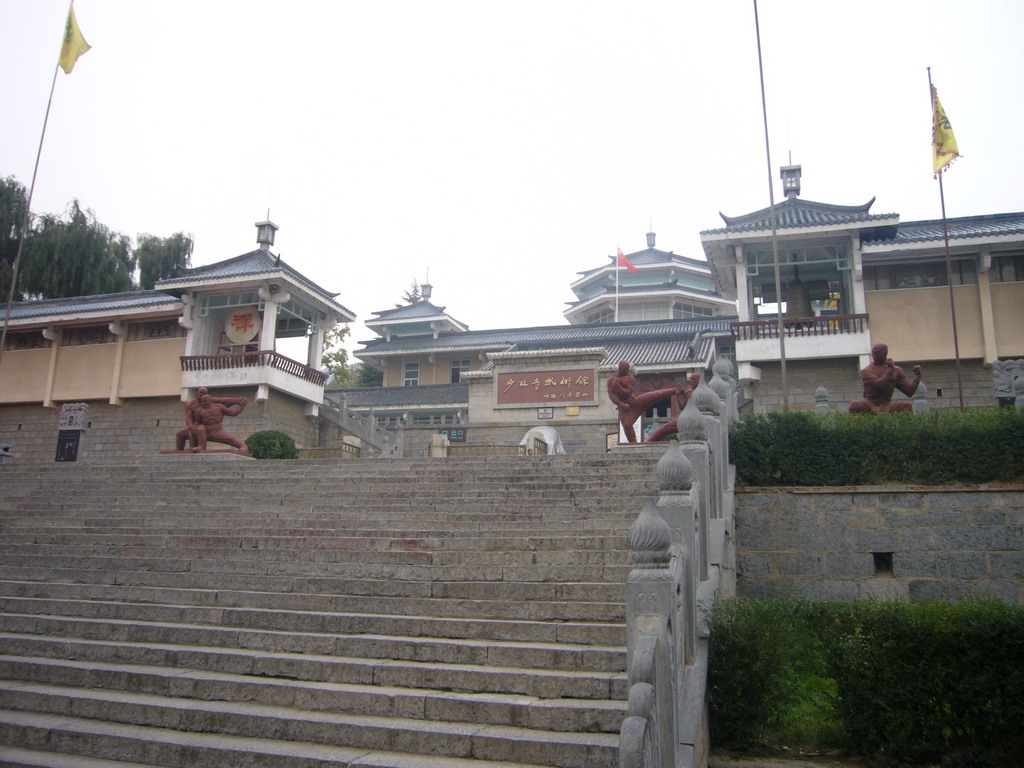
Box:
[735,486,1024,604]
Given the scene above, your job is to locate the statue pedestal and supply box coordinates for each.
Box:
[156,450,254,461]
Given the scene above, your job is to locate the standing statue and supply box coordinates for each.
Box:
[175,387,249,453]
[849,343,922,414]
[607,360,687,443]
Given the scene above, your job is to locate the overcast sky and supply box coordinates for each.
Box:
[2,1,1022,357]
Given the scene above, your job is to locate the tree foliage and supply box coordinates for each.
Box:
[137,231,193,289]
[321,324,352,386]
[354,361,383,388]
[0,175,193,301]
[397,279,421,307]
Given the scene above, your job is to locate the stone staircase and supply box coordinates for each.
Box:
[0,453,661,768]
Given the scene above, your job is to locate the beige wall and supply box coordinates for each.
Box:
[866,285,984,362]
[991,282,1024,357]
[382,353,481,387]
[52,344,119,402]
[0,349,50,404]
[119,338,186,398]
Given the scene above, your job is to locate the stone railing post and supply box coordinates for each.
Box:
[692,376,727,503]
[913,381,931,413]
[815,385,830,415]
[656,443,699,666]
[677,398,711,581]
[624,498,676,768]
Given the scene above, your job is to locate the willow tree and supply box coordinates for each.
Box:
[19,200,135,299]
[0,176,29,302]
[136,232,194,289]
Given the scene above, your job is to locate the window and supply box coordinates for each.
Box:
[450,359,470,383]
[618,301,669,322]
[3,331,50,351]
[586,307,615,324]
[864,259,978,290]
[60,326,115,346]
[403,361,419,386]
[673,302,713,319]
[992,253,1024,283]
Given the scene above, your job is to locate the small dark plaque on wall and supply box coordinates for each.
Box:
[439,427,467,443]
[55,430,82,462]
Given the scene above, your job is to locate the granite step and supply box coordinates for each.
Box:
[0,683,620,768]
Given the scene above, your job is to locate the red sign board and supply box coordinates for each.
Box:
[496,368,596,406]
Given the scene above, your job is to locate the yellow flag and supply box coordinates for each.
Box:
[931,85,960,176]
[58,3,91,74]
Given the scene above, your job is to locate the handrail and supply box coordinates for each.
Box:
[731,313,868,341]
[180,350,328,386]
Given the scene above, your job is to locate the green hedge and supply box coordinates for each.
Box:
[245,430,298,459]
[708,598,1024,766]
[730,408,1024,486]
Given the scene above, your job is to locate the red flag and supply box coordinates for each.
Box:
[617,248,638,273]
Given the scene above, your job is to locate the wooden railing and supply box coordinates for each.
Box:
[731,313,868,341]
[180,350,328,386]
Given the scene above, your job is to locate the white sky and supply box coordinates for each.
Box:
[2,0,1023,358]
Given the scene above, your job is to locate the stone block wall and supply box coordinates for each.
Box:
[749,357,999,413]
[735,486,1024,604]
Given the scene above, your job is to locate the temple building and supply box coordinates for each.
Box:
[0,222,354,461]
[700,165,1024,411]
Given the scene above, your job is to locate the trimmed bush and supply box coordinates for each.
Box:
[730,408,1024,486]
[709,598,1024,766]
[245,429,298,459]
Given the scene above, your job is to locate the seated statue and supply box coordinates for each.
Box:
[175,387,249,453]
[607,360,685,444]
[849,343,922,414]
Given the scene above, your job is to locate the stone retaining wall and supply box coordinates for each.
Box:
[735,486,1024,604]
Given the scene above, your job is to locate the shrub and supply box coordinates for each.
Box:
[730,408,1024,486]
[709,598,1024,766]
[245,429,298,459]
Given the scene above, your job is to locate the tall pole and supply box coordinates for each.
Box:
[753,0,788,410]
[928,68,965,410]
[0,62,62,369]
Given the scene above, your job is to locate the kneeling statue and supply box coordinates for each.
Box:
[849,343,922,414]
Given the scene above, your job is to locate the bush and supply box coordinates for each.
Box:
[730,408,1024,486]
[245,429,298,459]
[709,598,1024,766]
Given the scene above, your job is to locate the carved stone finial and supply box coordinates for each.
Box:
[712,358,733,379]
[912,381,930,413]
[815,385,830,415]
[708,370,730,404]
[691,377,721,417]
[656,443,694,491]
[676,397,707,441]
[629,499,671,568]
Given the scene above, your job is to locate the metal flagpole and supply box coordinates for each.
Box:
[928,67,965,410]
[753,0,788,410]
[615,250,620,322]
[0,61,62,369]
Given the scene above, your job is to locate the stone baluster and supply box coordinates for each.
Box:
[676,398,711,580]
[815,385,830,415]
[913,382,930,413]
[655,443,698,666]
[692,376,726,507]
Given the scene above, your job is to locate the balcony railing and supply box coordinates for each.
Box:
[731,313,868,341]
[180,350,328,386]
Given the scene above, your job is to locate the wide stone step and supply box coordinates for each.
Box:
[0,556,631,584]
[0,597,626,646]
[0,582,625,623]
[0,742,163,767]
[0,709,568,768]
[0,683,620,768]
[0,655,626,733]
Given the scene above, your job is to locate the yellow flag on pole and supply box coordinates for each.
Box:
[931,85,960,176]
[58,3,91,74]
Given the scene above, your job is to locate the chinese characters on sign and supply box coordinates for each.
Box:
[496,368,597,406]
[224,306,262,344]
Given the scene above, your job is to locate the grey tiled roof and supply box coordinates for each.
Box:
[369,300,455,322]
[862,212,1024,245]
[326,383,468,409]
[157,250,354,316]
[702,197,897,235]
[357,317,736,359]
[567,280,727,308]
[6,290,181,320]
[576,248,711,278]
